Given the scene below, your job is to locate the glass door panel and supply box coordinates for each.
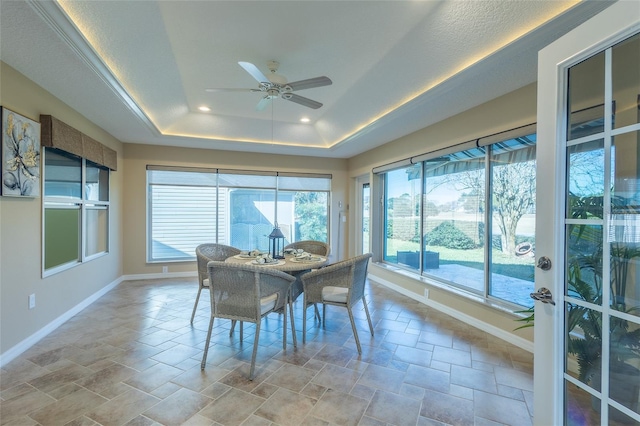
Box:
[612,34,640,130]
[362,182,370,254]
[567,52,605,141]
[563,32,640,425]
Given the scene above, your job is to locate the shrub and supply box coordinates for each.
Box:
[425,221,476,249]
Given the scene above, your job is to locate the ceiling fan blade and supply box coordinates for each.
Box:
[256,96,272,111]
[205,88,260,92]
[286,93,323,109]
[286,76,332,92]
[239,61,270,84]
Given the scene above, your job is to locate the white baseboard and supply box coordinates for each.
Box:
[0,276,124,368]
[120,271,197,281]
[369,273,534,353]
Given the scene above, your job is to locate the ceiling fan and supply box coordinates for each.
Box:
[206,61,332,110]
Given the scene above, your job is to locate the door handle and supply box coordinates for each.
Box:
[530,287,555,305]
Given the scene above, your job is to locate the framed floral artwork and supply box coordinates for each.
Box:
[1,107,41,197]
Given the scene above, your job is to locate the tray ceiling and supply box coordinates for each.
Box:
[0,1,612,158]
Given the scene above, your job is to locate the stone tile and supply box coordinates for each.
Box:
[0,384,56,425]
[199,388,265,425]
[181,414,215,425]
[74,363,138,399]
[150,344,201,366]
[403,365,450,394]
[85,388,160,426]
[384,330,419,347]
[265,363,317,392]
[432,346,472,367]
[358,415,387,426]
[232,416,273,426]
[124,362,183,393]
[143,388,211,425]
[365,389,421,425]
[136,329,181,347]
[0,361,50,392]
[450,365,497,393]
[299,416,331,426]
[357,364,405,393]
[399,383,426,400]
[251,381,280,399]
[64,415,100,426]
[311,363,362,393]
[420,389,474,426]
[473,390,533,426]
[494,366,534,392]
[150,381,181,399]
[309,388,368,425]
[300,382,327,400]
[254,388,316,425]
[123,414,159,426]
[311,344,357,367]
[393,345,432,367]
[28,363,94,394]
[170,365,229,392]
[1,279,534,426]
[419,331,453,348]
[28,387,108,426]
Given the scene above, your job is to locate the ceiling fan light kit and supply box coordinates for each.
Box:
[207,60,332,110]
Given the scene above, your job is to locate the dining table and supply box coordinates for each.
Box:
[224,252,329,346]
[224,252,329,272]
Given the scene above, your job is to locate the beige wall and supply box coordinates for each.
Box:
[122,144,348,275]
[347,83,538,344]
[0,62,124,354]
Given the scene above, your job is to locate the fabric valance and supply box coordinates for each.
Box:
[40,115,117,170]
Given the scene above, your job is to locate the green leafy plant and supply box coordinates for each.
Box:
[515,193,640,391]
[566,193,640,386]
[425,221,476,249]
[513,306,534,331]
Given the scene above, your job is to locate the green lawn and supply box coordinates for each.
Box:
[385,239,534,281]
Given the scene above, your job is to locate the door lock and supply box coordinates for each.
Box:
[537,256,552,271]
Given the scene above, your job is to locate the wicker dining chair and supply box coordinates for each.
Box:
[300,253,373,354]
[191,243,241,324]
[200,261,296,380]
[283,240,330,257]
[282,240,330,322]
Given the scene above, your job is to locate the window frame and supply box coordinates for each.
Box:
[42,147,110,277]
[375,127,537,309]
[146,167,331,263]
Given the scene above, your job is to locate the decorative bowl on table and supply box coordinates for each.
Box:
[251,253,279,265]
[236,250,260,259]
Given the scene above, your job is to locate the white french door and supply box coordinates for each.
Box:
[535,2,640,425]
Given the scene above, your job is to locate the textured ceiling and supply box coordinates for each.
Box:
[0,1,613,158]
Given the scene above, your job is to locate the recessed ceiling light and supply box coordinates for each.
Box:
[198,106,211,112]
[300,117,310,123]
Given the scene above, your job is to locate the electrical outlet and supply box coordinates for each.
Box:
[162,266,168,273]
[423,289,429,299]
[29,294,36,309]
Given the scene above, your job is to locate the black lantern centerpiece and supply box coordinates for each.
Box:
[268,223,285,259]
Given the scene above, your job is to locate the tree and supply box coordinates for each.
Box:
[294,192,327,241]
[492,160,536,255]
[446,159,536,255]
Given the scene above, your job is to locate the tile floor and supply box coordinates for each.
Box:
[0,277,533,425]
